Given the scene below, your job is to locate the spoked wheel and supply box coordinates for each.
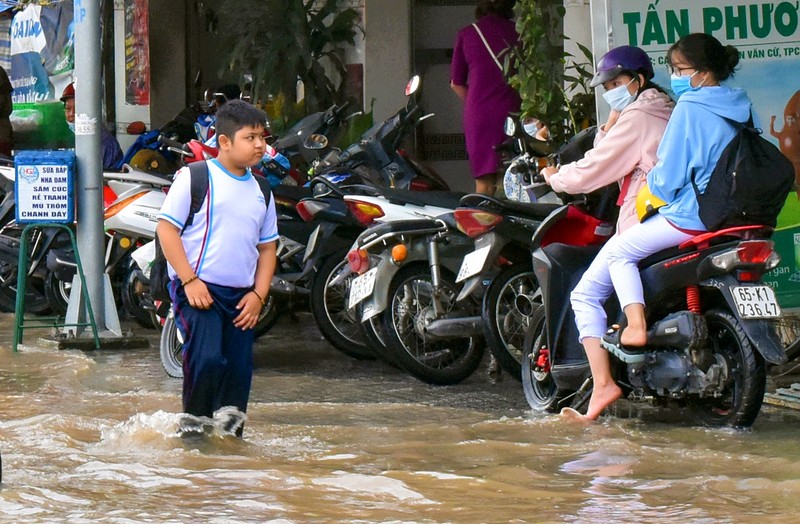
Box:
[253,294,282,338]
[483,264,540,380]
[380,264,484,385]
[310,249,373,360]
[358,310,403,368]
[0,261,50,314]
[160,311,184,378]
[521,305,569,412]
[44,270,71,316]
[688,309,766,428]
[121,261,158,329]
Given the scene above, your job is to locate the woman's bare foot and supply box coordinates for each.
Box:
[584,382,623,420]
[620,326,647,347]
[560,407,593,425]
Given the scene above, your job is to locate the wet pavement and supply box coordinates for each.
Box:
[2,310,800,522]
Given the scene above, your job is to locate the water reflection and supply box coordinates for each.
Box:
[1,314,800,521]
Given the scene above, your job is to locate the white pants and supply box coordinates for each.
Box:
[570,214,696,341]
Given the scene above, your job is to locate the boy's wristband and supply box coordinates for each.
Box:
[181,274,199,287]
[251,289,266,306]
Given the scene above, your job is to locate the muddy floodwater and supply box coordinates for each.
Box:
[2,311,800,522]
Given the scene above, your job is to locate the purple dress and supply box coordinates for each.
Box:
[451,14,521,179]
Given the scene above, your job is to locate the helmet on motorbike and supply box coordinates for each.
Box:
[635,184,667,222]
[590,46,654,88]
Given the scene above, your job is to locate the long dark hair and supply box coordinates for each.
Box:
[615,69,669,98]
[667,33,740,81]
[475,0,515,20]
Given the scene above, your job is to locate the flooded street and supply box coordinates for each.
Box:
[2,311,800,522]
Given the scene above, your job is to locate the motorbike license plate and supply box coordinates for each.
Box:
[731,286,781,319]
[349,267,378,309]
[456,246,491,283]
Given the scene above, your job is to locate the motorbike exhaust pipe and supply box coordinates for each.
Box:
[423,316,484,341]
[269,276,310,298]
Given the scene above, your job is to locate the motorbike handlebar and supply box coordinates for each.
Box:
[157,135,190,156]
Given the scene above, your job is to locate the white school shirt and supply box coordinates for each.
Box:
[158,158,279,288]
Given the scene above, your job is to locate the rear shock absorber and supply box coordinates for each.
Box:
[686,285,701,313]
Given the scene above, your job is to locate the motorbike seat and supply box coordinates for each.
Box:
[459,193,559,220]
[381,188,466,210]
[272,184,314,202]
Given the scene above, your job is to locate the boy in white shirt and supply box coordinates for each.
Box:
[157,100,278,436]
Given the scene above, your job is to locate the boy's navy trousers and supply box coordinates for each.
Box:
[170,279,255,418]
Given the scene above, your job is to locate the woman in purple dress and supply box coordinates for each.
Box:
[450,0,521,195]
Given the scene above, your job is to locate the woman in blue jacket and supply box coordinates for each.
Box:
[564,33,755,422]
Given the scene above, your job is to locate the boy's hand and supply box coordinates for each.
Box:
[184,279,214,310]
[233,292,263,330]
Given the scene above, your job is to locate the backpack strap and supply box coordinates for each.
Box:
[183,161,210,233]
[253,173,273,209]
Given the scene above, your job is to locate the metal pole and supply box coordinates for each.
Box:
[72,0,115,332]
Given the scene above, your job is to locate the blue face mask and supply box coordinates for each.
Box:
[67,121,75,133]
[670,71,698,99]
[602,79,637,112]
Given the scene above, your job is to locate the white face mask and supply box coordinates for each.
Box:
[602,78,637,112]
[523,120,540,137]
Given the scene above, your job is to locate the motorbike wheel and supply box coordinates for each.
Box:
[688,309,766,428]
[380,264,484,385]
[483,264,539,381]
[160,312,183,378]
[44,270,71,316]
[521,306,568,412]
[310,250,374,360]
[253,295,281,338]
[0,262,50,314]
[121,263,157,329]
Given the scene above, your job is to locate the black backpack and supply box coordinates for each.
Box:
[691,116,794,231]
[149,161,272,302]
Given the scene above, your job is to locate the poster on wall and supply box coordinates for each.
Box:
[9,3,74,103]
[124,0,150,106]
[592,0,800,307]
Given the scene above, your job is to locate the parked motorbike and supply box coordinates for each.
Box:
[345,189,487,385]
[521,184,787,428]
[309,76,449,192]
[453,193,560,380]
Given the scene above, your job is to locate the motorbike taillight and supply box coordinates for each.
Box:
[710,240,781,271]
[296,200,329,222]
[453,208,503,238]
[736,240,776,265]
[346,200,385,226]
[347,248,370,274]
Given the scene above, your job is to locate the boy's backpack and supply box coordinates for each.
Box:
[149,161,272,303]
[691,117,794,231]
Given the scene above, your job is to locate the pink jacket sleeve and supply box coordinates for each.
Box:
[549,110,643,195]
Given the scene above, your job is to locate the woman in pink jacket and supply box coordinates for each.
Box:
[542,46,674,234]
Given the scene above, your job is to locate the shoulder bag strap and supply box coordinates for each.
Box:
[472,23,503,71]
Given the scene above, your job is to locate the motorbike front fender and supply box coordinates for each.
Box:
[701,275,787,365]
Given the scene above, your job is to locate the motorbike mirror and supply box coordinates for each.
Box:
[504,117,516,137]
[304,133,329,150]
[405,75,421,96]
